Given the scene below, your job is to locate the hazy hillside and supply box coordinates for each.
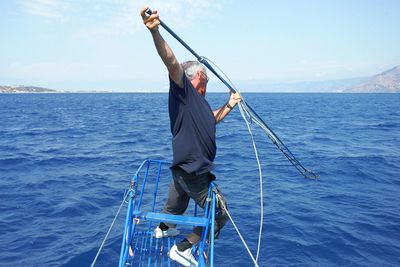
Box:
[235,77,369,93]
[345,66,400,93]
[2,66,399,93]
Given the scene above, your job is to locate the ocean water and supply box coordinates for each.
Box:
[0,93,399,267]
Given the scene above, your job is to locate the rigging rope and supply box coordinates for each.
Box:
[216,193,260,267]
[204,56,265,264]
[239,103,264,263]
[91,190,130,267]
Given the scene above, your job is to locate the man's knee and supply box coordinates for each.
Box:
[163,202,187,215]
[215,195,228,226]
[217,206,228,225]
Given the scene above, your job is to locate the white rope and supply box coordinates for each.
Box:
[203,57,265,265]
[238,101,264,263]
[216,194,260,267]
[91,190,130,267]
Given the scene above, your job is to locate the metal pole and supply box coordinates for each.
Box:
[144,8,318,179]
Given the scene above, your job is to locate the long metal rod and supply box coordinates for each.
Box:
[145,9,318,179]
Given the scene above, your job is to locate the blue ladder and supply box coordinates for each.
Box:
[119,159,216,267]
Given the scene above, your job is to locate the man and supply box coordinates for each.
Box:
[141,7,241,267]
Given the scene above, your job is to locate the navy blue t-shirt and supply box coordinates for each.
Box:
[169,74,216,175]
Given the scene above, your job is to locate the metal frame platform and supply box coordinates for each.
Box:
[119,159,216,267]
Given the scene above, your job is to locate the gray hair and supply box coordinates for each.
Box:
[181,61,207,81]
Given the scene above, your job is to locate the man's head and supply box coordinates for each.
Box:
[181,61,209,96]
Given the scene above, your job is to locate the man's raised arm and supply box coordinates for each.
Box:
[140,7,184,88]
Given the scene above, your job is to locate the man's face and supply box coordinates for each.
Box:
[190,70,208,96]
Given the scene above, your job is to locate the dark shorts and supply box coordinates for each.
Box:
[162,167,228,239]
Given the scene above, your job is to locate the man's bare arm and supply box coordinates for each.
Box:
[213,92,242,123]
[140,7,184,88]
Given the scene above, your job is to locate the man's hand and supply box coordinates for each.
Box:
[213,92,242,123]
[140,7,160,33]
[228,92,242,107]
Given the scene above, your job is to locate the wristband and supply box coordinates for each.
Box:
[226,103,234,110]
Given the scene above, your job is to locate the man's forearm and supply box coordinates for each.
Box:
[214,93,241,123]
[213,103,234,123]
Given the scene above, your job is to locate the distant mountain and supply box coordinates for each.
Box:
[235,65,400,93]
[345,65,400,93]
[0,85,57,93]
[235,77,370,93]
[2,66,399,93]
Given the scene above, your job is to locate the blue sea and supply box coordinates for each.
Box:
[1,93,399,267]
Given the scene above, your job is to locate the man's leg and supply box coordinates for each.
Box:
[188,181,228,244]
[174,172,229,244]
[169,171,229,267]
[154,170,190,239]
[160,170,190,227]
[167,170,209,266]
[210,187,229,240]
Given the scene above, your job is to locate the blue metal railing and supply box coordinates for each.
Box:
[119,159,216,267]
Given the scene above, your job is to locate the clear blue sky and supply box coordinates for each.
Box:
[1,0,399,91]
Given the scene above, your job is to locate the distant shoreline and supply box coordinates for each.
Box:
[2,64,400,93]
[1,91,399,94]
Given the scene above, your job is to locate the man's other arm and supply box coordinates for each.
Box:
[213,92,242,123]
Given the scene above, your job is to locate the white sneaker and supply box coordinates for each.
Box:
[169,245,198,267]
[153,226,180,238]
